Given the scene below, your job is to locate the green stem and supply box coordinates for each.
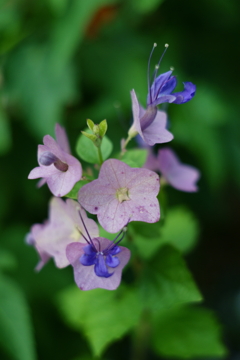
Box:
[120,134,133,157]
[97,146,104,166]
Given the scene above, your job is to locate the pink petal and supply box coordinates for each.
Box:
[158,148,200,192]
[55,123,71,154]
[142,110,174,146]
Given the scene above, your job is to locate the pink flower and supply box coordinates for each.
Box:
[66,236,130,291]
[26,197,99,270]
[28,124,82,197]
[158,148,200,192]
[78,159,160,233]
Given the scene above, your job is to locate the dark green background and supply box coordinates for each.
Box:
[0,0,240,359]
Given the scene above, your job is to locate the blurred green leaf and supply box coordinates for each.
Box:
[0,275,36,360]
[0,104,11,155]
[131,0,165,13]
[152,306,227,358]
[121,148,148,168]
[138,245,202,313]
[160,207,199,253]
[0,249,17,271]
[76,128,113,164]
[65,179,90,199]
[130,207,199,259]
[58,285,142,356]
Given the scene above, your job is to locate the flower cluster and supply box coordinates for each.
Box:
[27,44,199,291]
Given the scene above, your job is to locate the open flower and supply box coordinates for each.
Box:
[158,148,200,192]
[26,197,99,270]
[144,147,200,192]
[78,159,160,233]
[129,89,174,146]
[66,226,130,290]
[28,123,82,197]
[129,45,196,146]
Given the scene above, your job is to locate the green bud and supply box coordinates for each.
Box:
[93,124,100,135]
[86,119,95,131]
[99,119,107,137]
[81,131,101,148]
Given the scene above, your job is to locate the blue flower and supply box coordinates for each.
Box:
[80,243,121,278]
[147,70,196,107]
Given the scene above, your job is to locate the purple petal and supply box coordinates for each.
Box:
[142,110,174,146]
[158,76,177,96]
[143,150,160,172]
[80,253,96,266]
[158,148,200,192]
[147,71,172,105]
[109,246,121,255]
[66,238,131,290]
[39,151,58,166]
[105,254,120,268]
[55,123,71,154]
[173,82,196,104]
[82,244,96,256]
[94,254,113,278]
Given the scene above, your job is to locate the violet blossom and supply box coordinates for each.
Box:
[129,44,196,146]
[144,147,200,192]
[66,225,130,290]
[28,123,82,197]
[78,159,160,233]
[26,197,99,270]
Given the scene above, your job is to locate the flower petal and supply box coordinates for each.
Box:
[105,254,120,268]
[94,254,113,278]
[142,110,174,146]
[173,82,196,104]
[158,148,200,192]
[55,123,71,154]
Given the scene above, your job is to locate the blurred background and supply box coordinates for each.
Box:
[0,0,240,359]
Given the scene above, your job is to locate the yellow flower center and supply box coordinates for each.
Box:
[116,187,130,203]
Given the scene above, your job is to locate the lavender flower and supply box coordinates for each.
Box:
[158,148,200,192]
[144,148,200,192]
[26,197,99,270]
[129,44,196,146]
[66,225,130,290]
[28,123,82,197]
[78,159,160,233]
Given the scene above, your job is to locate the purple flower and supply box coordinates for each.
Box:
[26,197,99,270]
[144,148,200,192]
[28,123,82,197]
[128,44,196,146]
[78,159,160,233]
[129,90,174,146]
[147,70,196,107]
[66,235,131,290]
[158,148,200,192]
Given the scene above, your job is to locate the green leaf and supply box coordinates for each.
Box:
[86,119,95,131]
[0,105,11,155]
[138,245,202,313]
[0,249,17,271]
[121,149,148,168]
[131,0,165,13]
[98,119,107,137]
[0,275,36,360]
[76,128,113,164]
[152,306,227,358]
[130,207,199,259]
[58,285,142,357]
[65,179,90,199]
[160,207,199,253]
